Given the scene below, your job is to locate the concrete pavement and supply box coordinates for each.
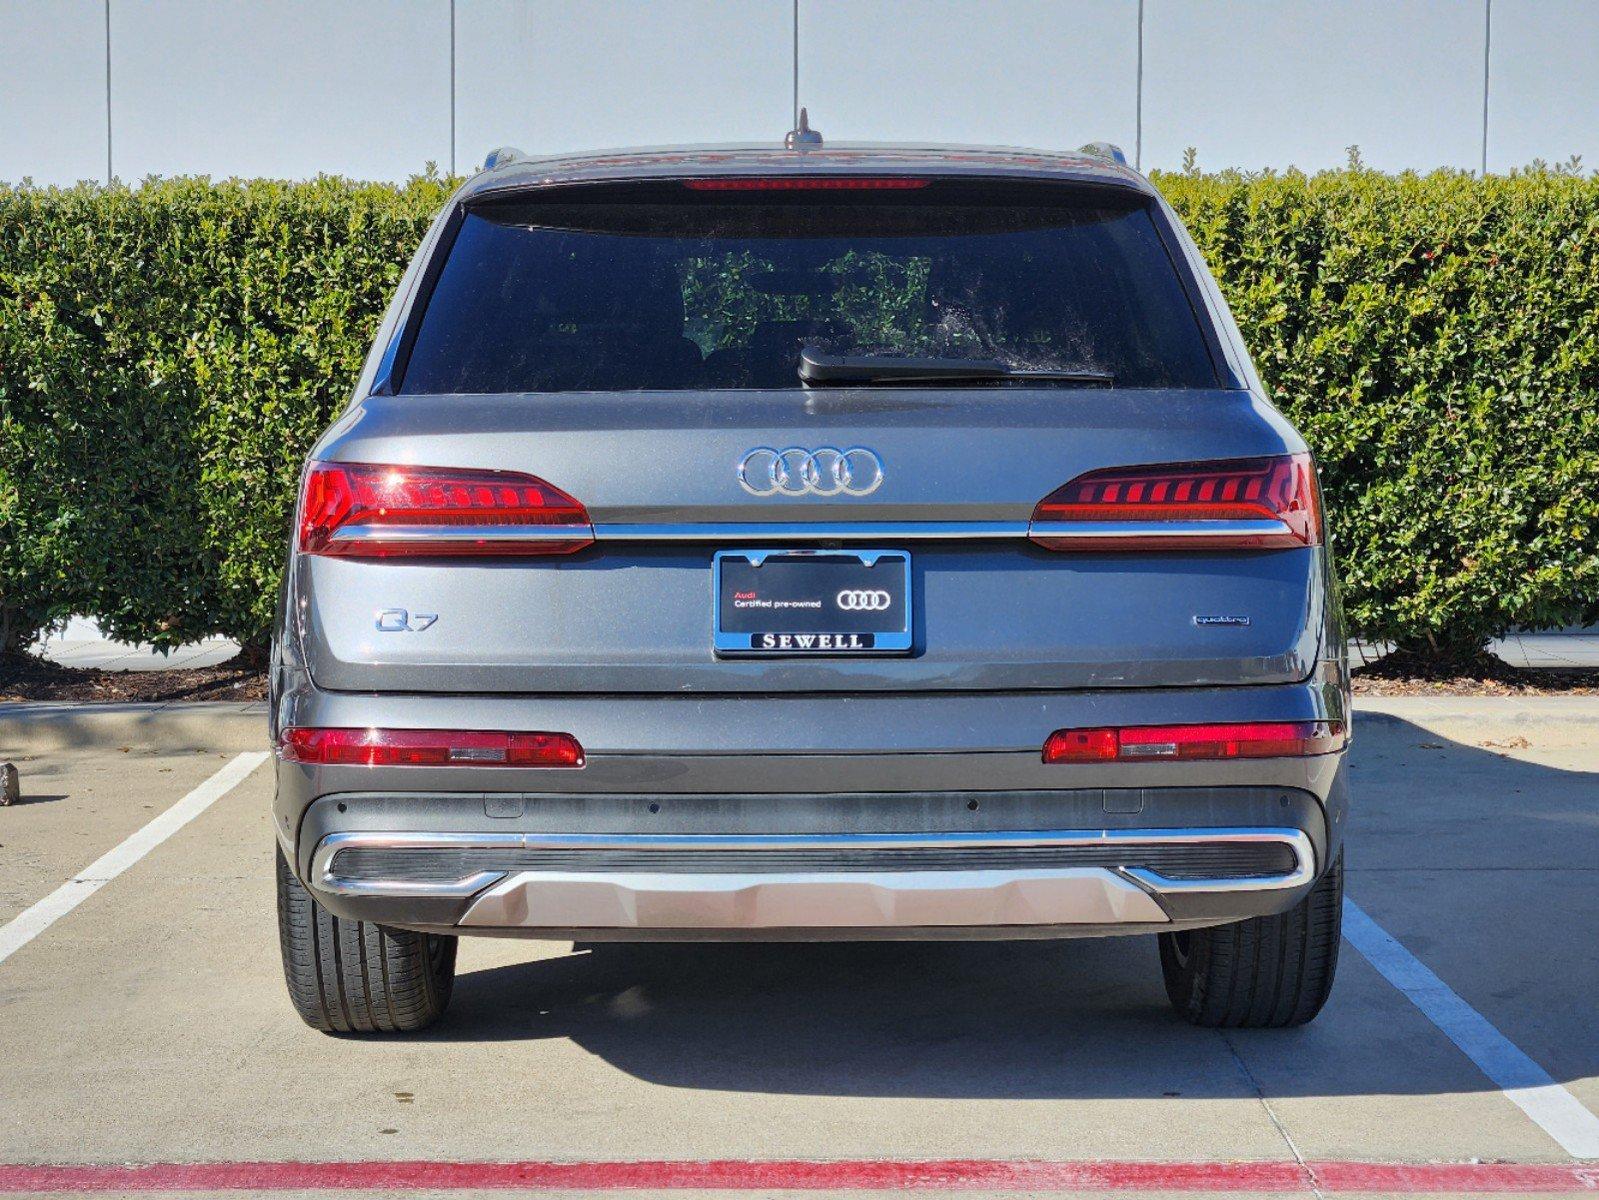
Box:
[32,617,239,673]
[0,698,1595,1195]
[1350,629,1599,670]
[0,701,267,756]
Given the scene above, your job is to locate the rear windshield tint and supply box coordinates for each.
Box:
[399,187,1219,393]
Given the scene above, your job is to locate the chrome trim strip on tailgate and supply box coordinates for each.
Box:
[588,519,1295,543]
[1027,518,1293,541]
[592,521,1030,541]
[325,518,1296,545]
[331,523,594,544]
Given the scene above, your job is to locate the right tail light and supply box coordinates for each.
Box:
[280,727,585,768]
[297,462,594,558]
[1029,453,1321,551]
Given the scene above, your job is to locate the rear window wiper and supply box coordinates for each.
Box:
[798,348,1114,387]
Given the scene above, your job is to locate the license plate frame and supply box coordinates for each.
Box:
[713,548,912,657]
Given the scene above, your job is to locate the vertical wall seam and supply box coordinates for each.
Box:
[1481,0,1492,175]
[449,0,456,176]
[1135,0,1145,170]
[103,0,112,184]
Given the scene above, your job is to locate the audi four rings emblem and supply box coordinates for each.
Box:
[836,589,893,611]
[737,446,884,497]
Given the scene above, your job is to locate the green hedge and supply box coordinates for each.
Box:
[2,168,1596,656]
[0,175,451,652]
[1156,168,1599,653]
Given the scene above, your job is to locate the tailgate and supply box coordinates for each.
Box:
[294,389,1324,694]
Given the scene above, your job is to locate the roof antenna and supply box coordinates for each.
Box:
[785,107,823,150]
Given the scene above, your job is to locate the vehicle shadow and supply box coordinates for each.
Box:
[422,714,1598,1102]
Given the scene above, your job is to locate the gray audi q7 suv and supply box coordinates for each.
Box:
[271,135,1349,1035]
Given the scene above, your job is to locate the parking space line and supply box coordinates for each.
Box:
[0,751,268,967]
[2,1158,1598,1193]
[1343,898,1599,1159]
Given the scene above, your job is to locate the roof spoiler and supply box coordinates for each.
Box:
[482,146,527,172]
[1078,142,1130,167]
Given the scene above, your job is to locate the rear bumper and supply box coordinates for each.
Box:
[283,779,1344,939]
[309,825,1315,938]
[271,677,1348,939]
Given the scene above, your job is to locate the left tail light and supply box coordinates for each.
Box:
[280,728,585,768]
[297,462,594,558]
[1043,720,1344,763]
[1029,453,1321,551]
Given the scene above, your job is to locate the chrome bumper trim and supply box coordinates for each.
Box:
[458,867,1169,929]
[1122,828,1315,892]
[309,827,1316,922]
[312,831,522,898]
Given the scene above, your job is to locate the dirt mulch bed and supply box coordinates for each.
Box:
[0,652,268,704]
[1351,649,1599,696]
[3,649,1596,703]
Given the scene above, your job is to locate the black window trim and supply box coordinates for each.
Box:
[1140,202,1239,390]
[370,203,467,397]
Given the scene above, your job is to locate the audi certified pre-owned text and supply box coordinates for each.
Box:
[271,132,1349,1034]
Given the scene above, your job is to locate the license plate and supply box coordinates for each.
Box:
[713,549,912,656]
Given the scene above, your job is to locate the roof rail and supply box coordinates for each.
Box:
[1078,141,1129,167]
[482,146,527,171]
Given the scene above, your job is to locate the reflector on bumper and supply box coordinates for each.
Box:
[1043,721,1344,763]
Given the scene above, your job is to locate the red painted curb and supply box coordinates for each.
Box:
[0,1159,1595,1193]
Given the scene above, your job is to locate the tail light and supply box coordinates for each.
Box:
[297,462,593,558]
[280,728,585,768]
[1043,720,1344,764]
[1029,453,1321,551]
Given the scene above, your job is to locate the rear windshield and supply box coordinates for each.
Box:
[399,185,1219,393]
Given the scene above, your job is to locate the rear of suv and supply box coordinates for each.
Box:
[271,136,1349,1035]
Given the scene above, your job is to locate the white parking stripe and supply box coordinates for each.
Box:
[0,751,268,967]
[1343,898,1599,1159]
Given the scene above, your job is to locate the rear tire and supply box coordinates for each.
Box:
[275,845,456,1033]
[1159,850,1342,1028]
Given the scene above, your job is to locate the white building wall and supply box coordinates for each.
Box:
[1487,0,1599,173]
[108,0,452,181]
[0,0,106,184]
[1142,0,1486,174]
[803,0,1139,156]
[0,0,1594,185]
[455,0,791,159]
